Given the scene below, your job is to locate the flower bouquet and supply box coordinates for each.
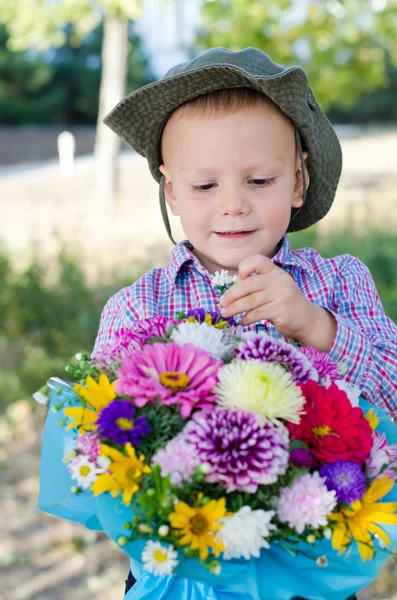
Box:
[37,305,397,600]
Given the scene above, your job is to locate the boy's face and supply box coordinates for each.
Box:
[160,99,308,275]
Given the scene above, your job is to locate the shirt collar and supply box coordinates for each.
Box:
[166,236,313,282]
[273,235,314,276]
[165,241,211,282]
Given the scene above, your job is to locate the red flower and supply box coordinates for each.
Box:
[287,380,373,465]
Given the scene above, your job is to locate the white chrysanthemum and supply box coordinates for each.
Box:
[171,322,230,359]
[216,360,305,424]
[141,540,179,576]
[211,269,239,293]
[67,455,109,489]
[217,506,277,560]
[33,390,49,405]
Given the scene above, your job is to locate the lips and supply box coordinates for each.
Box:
[215,230,255,239]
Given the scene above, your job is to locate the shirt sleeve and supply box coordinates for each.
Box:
[326,255,397,417]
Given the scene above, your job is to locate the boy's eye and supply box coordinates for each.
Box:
[249,178,274,186]
[191,183,216,192]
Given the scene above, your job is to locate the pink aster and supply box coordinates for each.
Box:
[92,328,143,371]
[366,431,397,481]
[131,315,175,344]
[75,432,101,464]
[152,436,201,485]
[276,472,337,534]
[299,346,340,383]
[115,342,222,418]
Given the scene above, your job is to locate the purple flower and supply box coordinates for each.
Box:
[299,346,340,383]
[320,460,366,504]
[92,328,143,371]
[96,400,152,445]
[185,308,237,327]
[152,436,201,485]
[235,333,317,383]
[132,315,175,343]
[290,447,316,468]
[184,409,290,493]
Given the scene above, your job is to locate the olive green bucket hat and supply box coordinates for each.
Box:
[104,47,342,243]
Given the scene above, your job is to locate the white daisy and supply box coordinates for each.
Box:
[171,322,231,359]
[141,540,179,576]
[217,506,277,560]
[67,455,107,489]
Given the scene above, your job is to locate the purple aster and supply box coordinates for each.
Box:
[184,409,290,493]
[299,346,340,383]
[235,333,317,383]
[290,447,316,468]
[131,315,175,343]
[92,328,143,371]
[96,400,152,445]
[185,308,237,327]
[320,460,366,504]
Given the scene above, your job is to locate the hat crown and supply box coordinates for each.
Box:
[164,47,287,80]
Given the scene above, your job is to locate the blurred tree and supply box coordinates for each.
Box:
[0,23,152,125]
[0,0,142,213]
[199,0,397,109]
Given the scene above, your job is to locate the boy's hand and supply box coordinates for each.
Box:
[219,254,336,351]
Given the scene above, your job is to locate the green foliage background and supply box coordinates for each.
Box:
[1,229,396,414]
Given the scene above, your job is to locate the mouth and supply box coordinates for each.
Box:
[215,230,256,239]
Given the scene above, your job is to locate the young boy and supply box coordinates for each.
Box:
[93,47,397,598]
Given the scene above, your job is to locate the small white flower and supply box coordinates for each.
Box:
[211,269,239,293]
[217,506,277,560]
[171,322,231,359]
[33,390,49,405]
[141,540,179,576]
[158,525,169,537]
[67,455,106,489]
[316,555,328,568]
[323,528,332,540]
[138,523,153,535]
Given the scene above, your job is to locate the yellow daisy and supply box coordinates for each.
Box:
[365,408,379,431]
[169,495,227,560]
[64,374,116,432]
[91,443,151,505]
[328,476,397,561]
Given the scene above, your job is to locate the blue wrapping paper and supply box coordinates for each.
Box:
[38,379,397,600]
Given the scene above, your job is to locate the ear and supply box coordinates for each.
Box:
[159,164,179,216]
[292,151,310,208]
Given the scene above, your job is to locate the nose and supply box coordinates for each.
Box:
[218,184,250,217]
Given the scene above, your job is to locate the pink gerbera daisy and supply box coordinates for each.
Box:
[115,342,222,418]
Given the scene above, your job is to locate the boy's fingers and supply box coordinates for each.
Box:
[220,274,268,306]
[220,290,270,318]
[238,254,275,280]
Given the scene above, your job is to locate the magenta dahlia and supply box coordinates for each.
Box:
[235,333,317,383]
[183,409,290,493]
[115,342,221,418]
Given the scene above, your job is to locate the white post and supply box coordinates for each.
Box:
[57,131,75,178]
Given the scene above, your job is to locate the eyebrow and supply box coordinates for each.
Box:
[179,159,285,176]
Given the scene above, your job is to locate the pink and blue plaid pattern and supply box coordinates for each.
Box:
[93,236,397,416]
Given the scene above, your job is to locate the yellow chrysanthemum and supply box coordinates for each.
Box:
[91,443,151,505]
[365,408,379,431]
[64,374,116,432]
[216,360,305,424]
[328,476,397,561]
[169,496,227,561]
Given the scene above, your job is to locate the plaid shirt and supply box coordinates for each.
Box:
[93,235,397,416]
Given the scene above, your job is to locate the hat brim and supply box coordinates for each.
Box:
[104,64,342,232]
